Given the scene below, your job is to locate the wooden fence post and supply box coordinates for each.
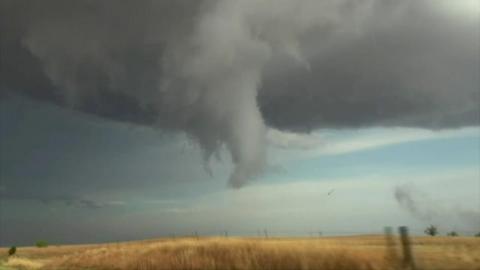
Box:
[399,226,416,270]
[384,227,398,265]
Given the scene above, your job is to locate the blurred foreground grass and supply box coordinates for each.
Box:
[1,235,479,270]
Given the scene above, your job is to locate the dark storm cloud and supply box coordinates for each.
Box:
[1,0,478,186]
[260,1,479,131]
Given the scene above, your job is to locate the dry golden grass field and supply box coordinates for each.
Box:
[0,235,479,270]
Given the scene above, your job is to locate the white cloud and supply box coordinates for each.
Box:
[269,127,480,164]
[267,128,323,149]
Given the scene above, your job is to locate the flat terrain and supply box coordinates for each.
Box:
[1,235,479,270]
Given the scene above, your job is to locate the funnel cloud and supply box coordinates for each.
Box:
[1,0,478,186]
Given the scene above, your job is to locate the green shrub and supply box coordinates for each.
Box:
[424,225,438,236]
[8,246,16,256]
[35,240,48,248]
[446,231,458,237]
[475,232,480,237]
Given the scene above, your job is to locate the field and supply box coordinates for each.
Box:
[1,235,479,270]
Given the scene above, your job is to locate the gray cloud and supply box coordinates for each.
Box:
[260,1,479,130]
[1,0,478,186]
[40,197,125,210]
[1,193,125,210]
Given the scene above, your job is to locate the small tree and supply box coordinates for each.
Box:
[35,240,48,248]
[8,246,16,256]
[424,225,438,236]
[447,231,458,237]
[475,232,480,237]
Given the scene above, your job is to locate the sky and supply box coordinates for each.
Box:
[0,0,479,246]
[1,96,478,246]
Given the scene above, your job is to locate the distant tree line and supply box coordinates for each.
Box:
[424,225,480,237]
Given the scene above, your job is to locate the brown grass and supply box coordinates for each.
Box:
[1,236,479,270]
